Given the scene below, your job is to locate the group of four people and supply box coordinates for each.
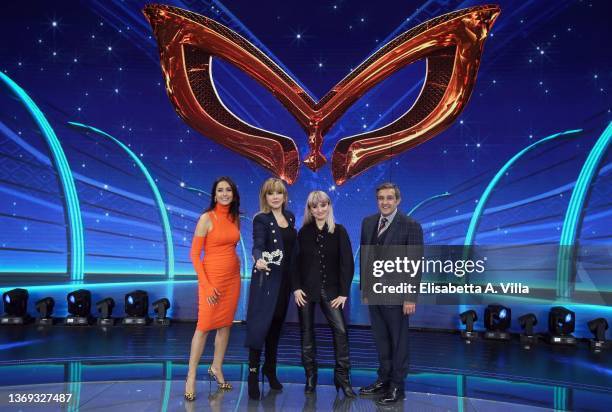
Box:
[185,176,423,406]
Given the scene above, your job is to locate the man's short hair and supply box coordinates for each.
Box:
[376,182,401,200]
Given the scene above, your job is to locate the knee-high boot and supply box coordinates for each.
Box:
[263,326,283,390]
[299,302,317,394]
[322,299,356,398]
[248,348,261,400]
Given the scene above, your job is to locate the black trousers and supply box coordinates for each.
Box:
[297,293,350,376]
[369,305,410,390]
[251,273,290,367]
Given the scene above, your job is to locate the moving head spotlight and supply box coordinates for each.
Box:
[459,309,479,341]
[96,297,116,326]
[123,290,149,325]
[152,298,171,326]
[1,288,32,325]
[548,306,576,345]
[518,313,538,347]
[66,289,93,325]
[587,318,609,351]
[35,297,55,326]
[484,304,511,340]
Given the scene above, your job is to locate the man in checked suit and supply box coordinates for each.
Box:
[359,182,424,406]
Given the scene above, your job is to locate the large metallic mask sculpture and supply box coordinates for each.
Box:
[144,4,499,184]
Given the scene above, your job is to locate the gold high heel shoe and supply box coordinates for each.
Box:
[208,367,232,390]
[184,376,196,401]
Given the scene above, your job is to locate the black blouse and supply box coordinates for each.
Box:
[291,222,354,302]
[280,225,296,275]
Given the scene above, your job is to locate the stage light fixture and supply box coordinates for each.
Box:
[484,304,511,340]
[459,309,478,341]
[518,313,538,347]
[96,297,116,326]
[123,290,149,325]
[35,297,55,326]
[66,289,92,325]
[152,298,171,326]
[547,306,576,345]
[1,288,31,325]
[587,318,609,351]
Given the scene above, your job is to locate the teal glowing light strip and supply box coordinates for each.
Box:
[235,364,247,412]
[557,122,612,298]
[464,129,582,247]
[0,72,84,281]
[183,185,210,196]
[0,280,196,295]
[67,361,82,412]
[407,192,451,216]
[456,375,466,412]
[68,122,175,279]
[238,233,249,278]
[554,386,569,411]
[161,361,172,412]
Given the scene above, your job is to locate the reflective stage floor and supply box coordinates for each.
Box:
[0,381,565,412]
[0,322,610,411]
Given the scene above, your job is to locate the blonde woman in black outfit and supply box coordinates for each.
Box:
[291,190,356,397]
[245,178,296,400]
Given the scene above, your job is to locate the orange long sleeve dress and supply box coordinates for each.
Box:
[190,203,241,331]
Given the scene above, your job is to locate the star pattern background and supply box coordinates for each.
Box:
[0,1,610,325]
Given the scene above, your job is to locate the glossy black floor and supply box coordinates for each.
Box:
[0,322,610,411]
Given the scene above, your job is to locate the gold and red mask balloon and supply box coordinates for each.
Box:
[144,4,500,185]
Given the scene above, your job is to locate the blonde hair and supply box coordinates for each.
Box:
[303,191,335,233]
[258,178,288,213]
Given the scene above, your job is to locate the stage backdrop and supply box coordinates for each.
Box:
[1,0,610,337]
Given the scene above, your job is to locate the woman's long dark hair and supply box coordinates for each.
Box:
[206,176,241,227]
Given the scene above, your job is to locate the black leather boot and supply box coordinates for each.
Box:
[332,339,356,398]
[334,373,356,398]
[325,300,355,398]
[304,370,317,394]
[262,363,282,390]
[299,302,317,394]
[248,348,261,400]
[263,331,283,390]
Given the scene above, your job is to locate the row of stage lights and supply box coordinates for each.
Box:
[459,304,609,352]
[2,289,608,350]
[1,288,171,327]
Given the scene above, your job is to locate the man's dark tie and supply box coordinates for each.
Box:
[377,217,388,237]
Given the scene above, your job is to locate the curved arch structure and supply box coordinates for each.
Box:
[407,191,451,216]
[464,129,582,247]
[0,73,85,281]
[458,129,581,325]
[68,122,175,279]
[556,122,612,298]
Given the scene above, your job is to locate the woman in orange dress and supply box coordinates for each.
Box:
[185,176,241,400]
